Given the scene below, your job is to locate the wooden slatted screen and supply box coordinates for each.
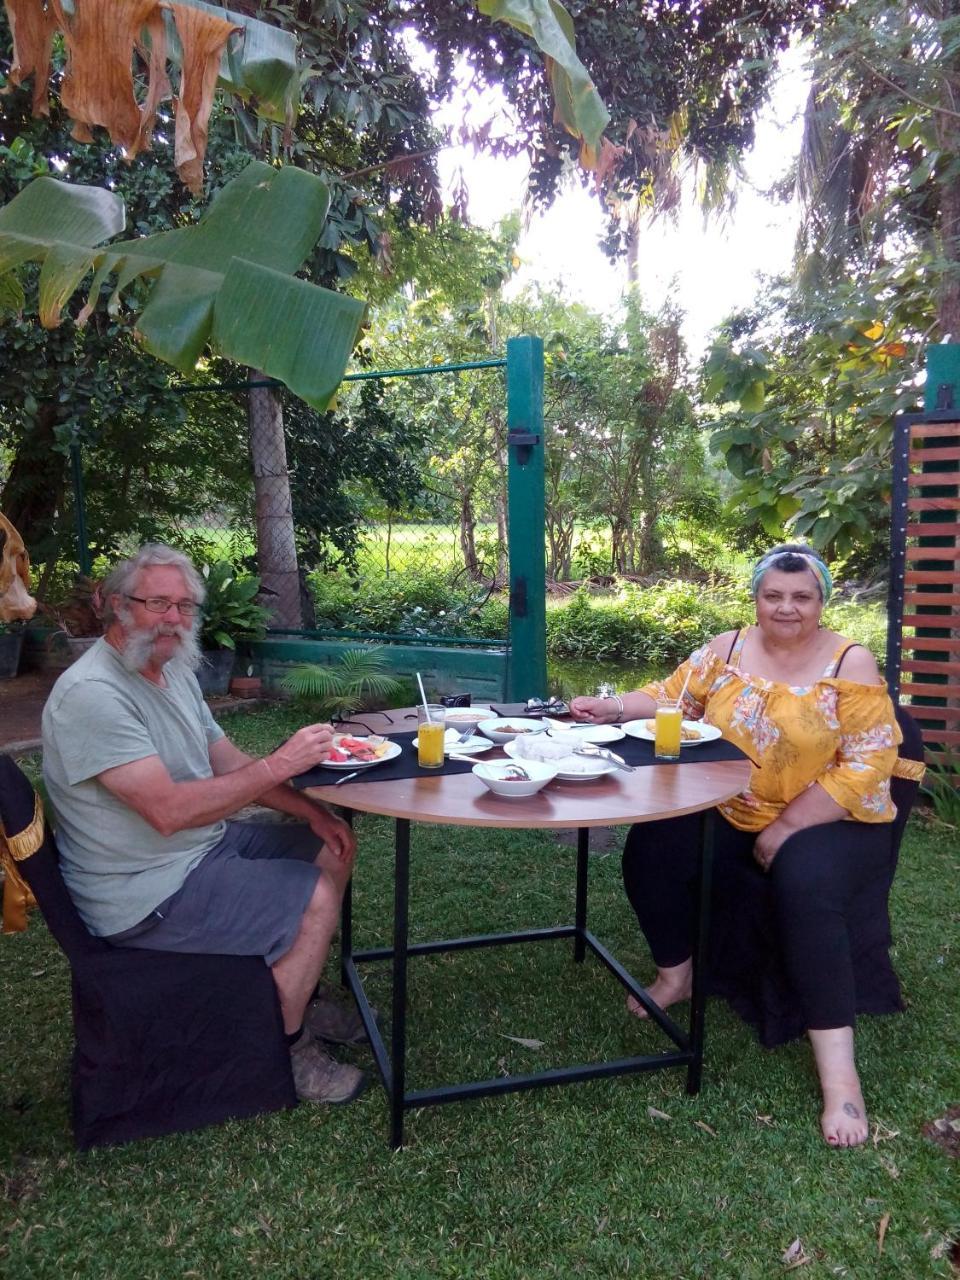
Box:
[887,417,960,752]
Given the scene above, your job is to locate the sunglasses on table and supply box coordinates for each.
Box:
[125,595,202,617]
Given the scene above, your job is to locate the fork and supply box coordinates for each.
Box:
[572,744,635,773]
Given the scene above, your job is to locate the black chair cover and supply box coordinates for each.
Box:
[0,756,296,1149]
[705,706,924,1047]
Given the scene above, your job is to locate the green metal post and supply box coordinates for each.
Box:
[505,335,547,701]
[69,440,92,576]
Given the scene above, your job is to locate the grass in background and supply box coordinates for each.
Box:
[2,707,956,1279]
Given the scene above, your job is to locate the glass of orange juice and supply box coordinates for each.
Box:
[417,704,447,769]
[654,704,683,761]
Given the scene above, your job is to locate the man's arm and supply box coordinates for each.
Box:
[208,737,356,861]
[97,723,336,837]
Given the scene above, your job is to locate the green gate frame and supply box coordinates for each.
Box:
[69,336,548,700]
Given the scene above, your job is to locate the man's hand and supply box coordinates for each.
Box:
[306,803,356,864]
[267,723,335,781]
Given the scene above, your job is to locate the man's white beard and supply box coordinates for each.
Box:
[119,618,202,675]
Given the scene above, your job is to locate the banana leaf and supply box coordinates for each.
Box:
[169,0,299,125]
[477,0,609,149]
[0,161,365,410]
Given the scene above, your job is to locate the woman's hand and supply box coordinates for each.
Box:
[753,820,790,872]
[570,695,620,724]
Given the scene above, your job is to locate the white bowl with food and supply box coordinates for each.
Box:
[476,716,548,745]
[473,759,558,797]
[442,706,491,731]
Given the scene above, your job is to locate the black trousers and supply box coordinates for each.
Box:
[622,812,893,1031]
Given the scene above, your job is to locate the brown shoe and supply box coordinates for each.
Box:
[290,1034,366,1104]
[303,985,372,1047]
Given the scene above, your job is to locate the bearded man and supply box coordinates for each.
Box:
[42,544,366,1105]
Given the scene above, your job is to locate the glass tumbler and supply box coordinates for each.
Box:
[417,704,447,769]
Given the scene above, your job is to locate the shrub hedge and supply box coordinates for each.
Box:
[308,571,887,665]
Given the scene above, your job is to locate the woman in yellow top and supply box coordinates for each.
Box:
[570,544,900,1149]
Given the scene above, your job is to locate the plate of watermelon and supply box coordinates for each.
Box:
[323,733,402,770]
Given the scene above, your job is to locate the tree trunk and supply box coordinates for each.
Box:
[459,490,480,577]
[0,405,68,556]
[247,372,302,628]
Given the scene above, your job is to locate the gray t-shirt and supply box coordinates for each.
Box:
[42,639,226,936]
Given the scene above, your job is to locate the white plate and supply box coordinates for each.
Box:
[323,737,403,770]
[413,732,493,756]
[544,720,625,745]
[622,719,722,746]
[503,740,618,781]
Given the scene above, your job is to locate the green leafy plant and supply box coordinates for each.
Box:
[924,750,960,829]
[199,562,270,651]
[47,576,104,638]
[281,647,402,719]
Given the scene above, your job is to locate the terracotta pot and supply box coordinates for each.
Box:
[229,675,262,699]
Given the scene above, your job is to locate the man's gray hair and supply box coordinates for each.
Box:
[101,543,206,624]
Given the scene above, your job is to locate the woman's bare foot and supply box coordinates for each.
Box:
[820,1083,869,1148]
[626,959,693,1018]
[808,1026,869,1148]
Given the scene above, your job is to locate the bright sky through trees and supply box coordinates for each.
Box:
[436,45,809,357]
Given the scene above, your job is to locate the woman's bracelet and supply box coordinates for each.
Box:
[607,694,624,722]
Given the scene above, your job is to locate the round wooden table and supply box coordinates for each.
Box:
[304,708,751,1147]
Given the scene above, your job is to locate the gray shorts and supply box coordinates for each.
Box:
[106,820,322,966]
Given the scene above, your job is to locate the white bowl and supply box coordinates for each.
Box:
[442,708,488,729]
[476,716,548,745]
[473,759,558,797]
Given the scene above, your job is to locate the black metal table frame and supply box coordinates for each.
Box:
[338,808,715,1148]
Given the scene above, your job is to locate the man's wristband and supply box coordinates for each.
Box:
[260,756,280,786]
[607,694,624,721]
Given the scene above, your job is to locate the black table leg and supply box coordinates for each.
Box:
[686,807,715,1095]
[339,811,355,988]
[574,827,589,963]
[390,817,411,1149]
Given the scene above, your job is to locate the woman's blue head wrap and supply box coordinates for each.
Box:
[750,547,833,604]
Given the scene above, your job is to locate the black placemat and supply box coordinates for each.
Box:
[292,728,748,789]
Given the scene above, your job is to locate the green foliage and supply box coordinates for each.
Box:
[702,268,926,570]
[924,750,960,829]
[545,579,750,665]
[309,569,506,639]
[199,562,270,651]
[280,646,403,718]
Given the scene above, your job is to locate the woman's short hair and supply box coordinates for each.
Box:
[100,544,206,625]
[751,543,833,603]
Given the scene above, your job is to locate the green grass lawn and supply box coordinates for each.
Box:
[2,710,957,1279]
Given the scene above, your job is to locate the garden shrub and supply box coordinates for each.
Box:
[308,568,887,665]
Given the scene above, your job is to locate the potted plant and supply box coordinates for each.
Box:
[50,576,105,662]
[197,562,270,696]
[0,620,25,679]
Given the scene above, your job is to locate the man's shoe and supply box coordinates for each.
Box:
[304,985,370,1047]
[290,1034,366,1104]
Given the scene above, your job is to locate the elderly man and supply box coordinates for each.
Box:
[42,544,365,1104]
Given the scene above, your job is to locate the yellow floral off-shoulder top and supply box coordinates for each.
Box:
[641,630,901,833]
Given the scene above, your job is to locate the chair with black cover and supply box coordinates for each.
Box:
[705,704,925,1047]
[0,755,296,1149]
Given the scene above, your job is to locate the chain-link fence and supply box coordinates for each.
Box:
[4,370,509,644]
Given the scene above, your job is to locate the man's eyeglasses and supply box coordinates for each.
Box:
[125,595,201,617]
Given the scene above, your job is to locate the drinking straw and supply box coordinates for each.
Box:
[416,672,431,722]
[674,669,692,713]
